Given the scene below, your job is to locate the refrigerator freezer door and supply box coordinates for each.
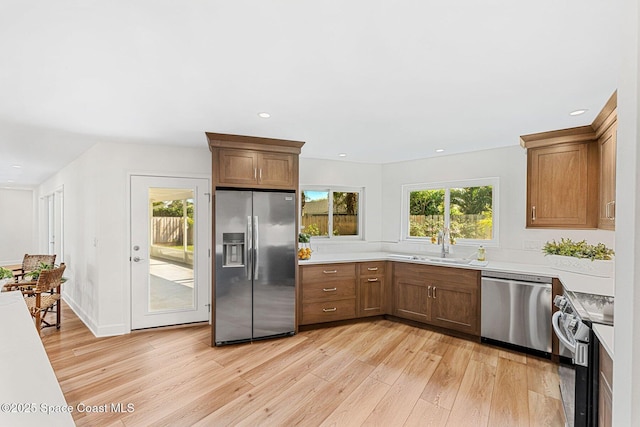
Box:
[215,190,253,344]
[251,191,296,339]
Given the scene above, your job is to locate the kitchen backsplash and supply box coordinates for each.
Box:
[307,238,615,266]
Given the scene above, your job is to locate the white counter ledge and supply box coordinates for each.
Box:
[299,252,615,296]
[594,324,614,359]
[0,291,75,426]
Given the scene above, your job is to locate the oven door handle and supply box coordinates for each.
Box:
[552,311,576,352]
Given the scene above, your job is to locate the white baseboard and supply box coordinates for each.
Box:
[62,294,129,338]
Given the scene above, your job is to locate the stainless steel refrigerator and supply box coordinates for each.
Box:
[214,190,296,346]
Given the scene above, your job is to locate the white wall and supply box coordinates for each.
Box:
[612,0,639,423]
[39,142,211,336]
[299,157,383,253]
[380,145,615,263]
[0,188,37,265]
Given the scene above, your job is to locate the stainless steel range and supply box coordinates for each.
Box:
[552,290,614,427]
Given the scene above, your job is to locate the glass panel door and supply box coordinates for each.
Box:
[148,188,195,312]
[130,176,210,329]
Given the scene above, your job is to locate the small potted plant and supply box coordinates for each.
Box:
[24,262,57,281]
[542,238,614,277]
[0,267,13,287]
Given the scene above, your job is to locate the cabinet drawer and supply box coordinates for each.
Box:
[359,261,385,276]
[301,299,356,324]
[302,279,356,301]
[301,263,356,283]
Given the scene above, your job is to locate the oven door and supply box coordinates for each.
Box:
[552,311,591,427]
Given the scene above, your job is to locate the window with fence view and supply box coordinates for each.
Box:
[407,182,495,243]
[301,189,361,238]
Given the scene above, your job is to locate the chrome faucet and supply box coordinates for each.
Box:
[437,227,449,258]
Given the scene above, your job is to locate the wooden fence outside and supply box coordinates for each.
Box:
[409,214,490,239]
[152,217,193,245]
[302,214,358,236]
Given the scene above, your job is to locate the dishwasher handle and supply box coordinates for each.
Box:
[481,276,552,288]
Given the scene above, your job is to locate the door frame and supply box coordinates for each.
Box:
[40,185,64,260]
[126,172,212,332]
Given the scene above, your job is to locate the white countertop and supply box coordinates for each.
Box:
[594,324,614,359]
[0,291,75,426]
[299,251,615,296]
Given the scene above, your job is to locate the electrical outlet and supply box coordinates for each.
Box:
[523,240,541,251]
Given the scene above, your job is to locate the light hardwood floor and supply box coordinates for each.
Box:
[41,303,565,427]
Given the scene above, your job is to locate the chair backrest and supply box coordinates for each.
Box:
[35,263,66,293]
[22,254,56,271]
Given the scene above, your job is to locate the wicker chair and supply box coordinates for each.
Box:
[22,263,66,330]
[13,254,56,281]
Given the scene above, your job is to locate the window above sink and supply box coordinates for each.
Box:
[400,177,500,247]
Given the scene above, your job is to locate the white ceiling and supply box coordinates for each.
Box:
[0,1,621,187]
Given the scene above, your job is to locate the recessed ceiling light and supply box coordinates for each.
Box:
[569,109,588,116]
[435,148,445,153]
[338,153,347,157]
[11,164,21,168]
[258,112,271,119]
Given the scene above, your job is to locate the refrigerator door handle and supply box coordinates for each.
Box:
[246,216,253,280]
[253,215,259,280]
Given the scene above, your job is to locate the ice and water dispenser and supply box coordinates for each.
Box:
[222,232,245,267]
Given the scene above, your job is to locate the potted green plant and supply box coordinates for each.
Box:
[542,238,614,277]
[0,267,13,287]
[25,262,56,281]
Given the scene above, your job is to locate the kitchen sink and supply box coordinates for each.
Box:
[388,254,472,265]
[415,256,472,265]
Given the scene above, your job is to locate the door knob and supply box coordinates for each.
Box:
[133,256,144,262]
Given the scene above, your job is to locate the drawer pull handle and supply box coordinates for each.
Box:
[323,270,338,274]
[322,307,337,312]
[367,267,378,271]
[428,285,432,298]
[367,278,378,282]
[323,287,337,292]
[433,286,437,299]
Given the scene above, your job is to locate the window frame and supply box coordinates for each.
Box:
[300,186,364,240]
[400,177,499,247]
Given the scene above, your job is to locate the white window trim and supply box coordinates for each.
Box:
[301,186,364,240]
[400,177,499,247]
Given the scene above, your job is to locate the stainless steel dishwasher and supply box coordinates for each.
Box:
[481,270,552,354]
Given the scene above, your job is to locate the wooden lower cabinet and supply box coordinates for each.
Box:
[299,261,388,325]
[393,262,480,336]
[358,261,386,317]
[301,299,357,324]
[394,275,430,323]
[299,260,480,337]
[430,281,478,335]
[299,263,357,326]
[599,344,613,427]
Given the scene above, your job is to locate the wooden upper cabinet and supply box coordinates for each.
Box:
[521,91,617,230]
[526,141,598,228]
[257,152,295,187]
[218,149,259,186]
[521,126,599,229]
[593,92,617,230]
[598,125,616,229]
[206,132,304,190]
